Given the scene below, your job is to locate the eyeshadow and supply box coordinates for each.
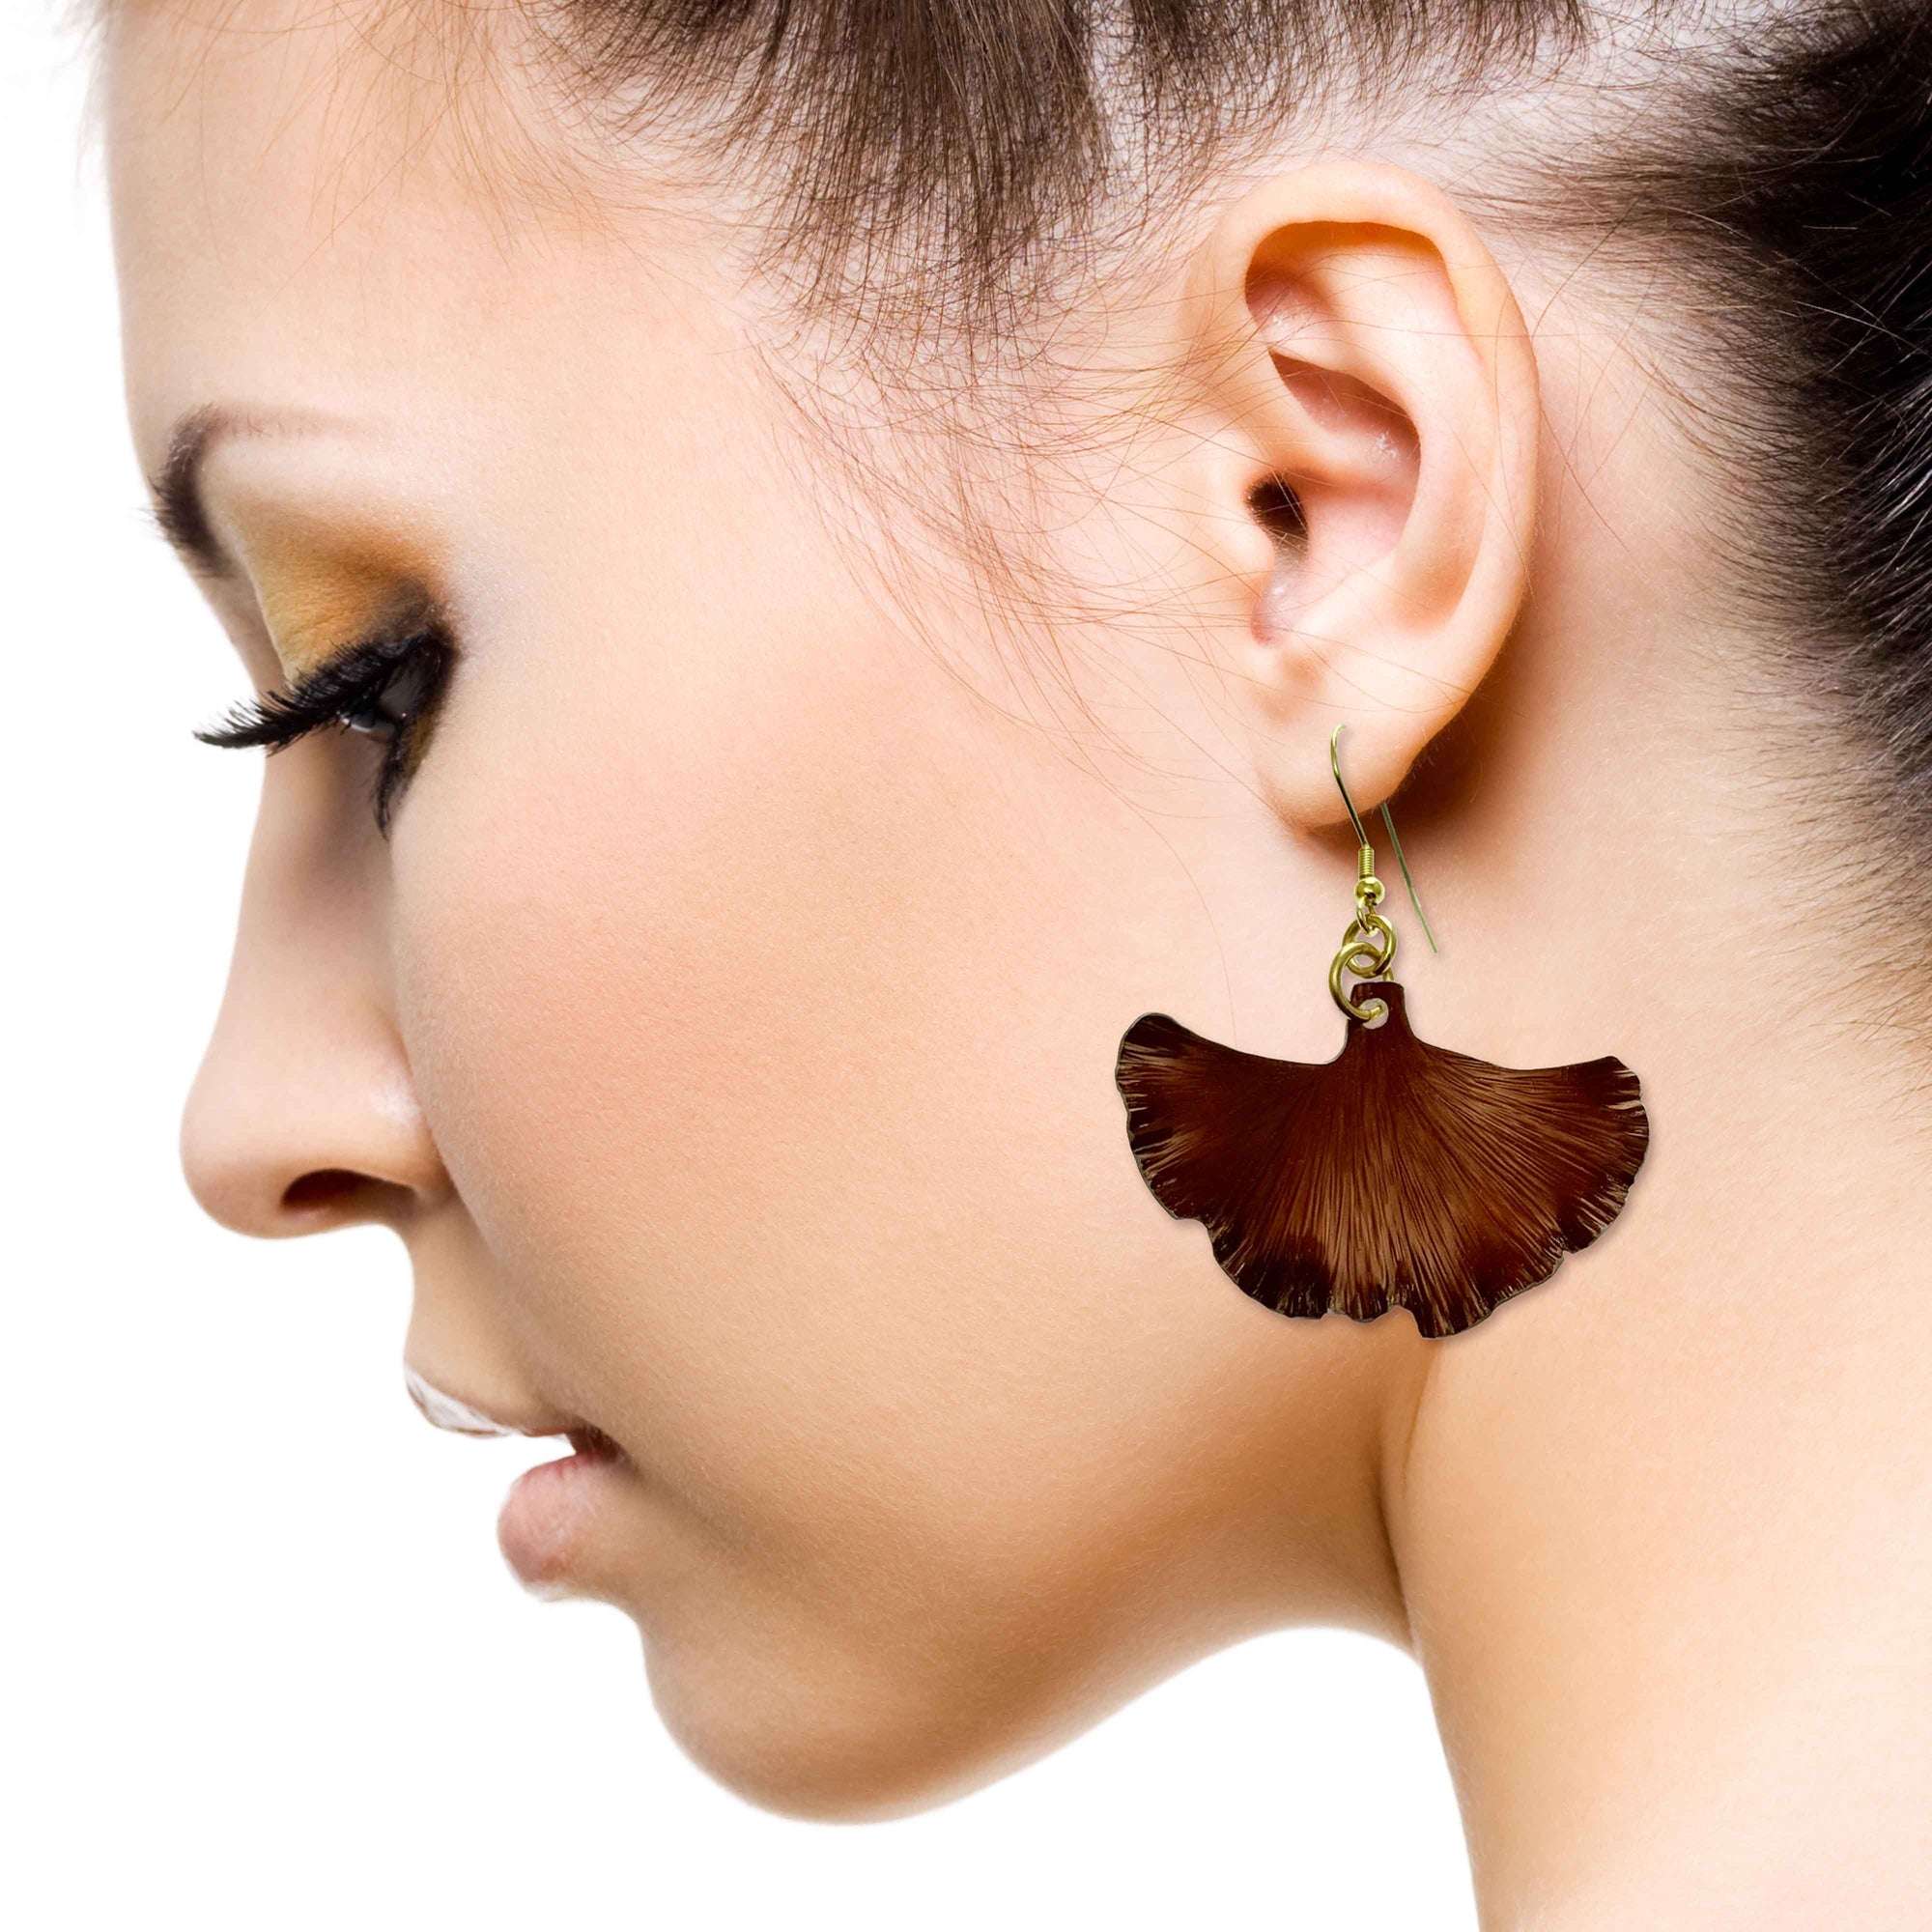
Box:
[234,527,443,679]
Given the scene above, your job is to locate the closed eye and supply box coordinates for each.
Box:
[195,625,454,834]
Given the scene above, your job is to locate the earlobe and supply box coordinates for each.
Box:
[1176,160,1541,827]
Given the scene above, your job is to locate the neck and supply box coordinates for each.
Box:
[1382,615,1932,1925]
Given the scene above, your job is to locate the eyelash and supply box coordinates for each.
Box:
[195,626,455,837]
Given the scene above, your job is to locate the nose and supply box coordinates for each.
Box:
[181,769,450,1236]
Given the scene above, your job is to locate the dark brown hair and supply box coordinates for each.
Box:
[543,0,1932,913]
[86,0,1932,922]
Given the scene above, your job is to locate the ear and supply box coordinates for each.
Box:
[1174,159,1540,827]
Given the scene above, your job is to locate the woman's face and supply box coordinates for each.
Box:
[107,0,1413,1813]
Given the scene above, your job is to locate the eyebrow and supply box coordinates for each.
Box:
[143,403,245,582]
[143,402,332,582]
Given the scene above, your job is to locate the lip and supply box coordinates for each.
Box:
[403,1364,631,1593]
[403,1362,577,1439]
[497,1427,629,1594]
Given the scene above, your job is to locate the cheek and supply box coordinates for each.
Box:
[391,520,1196,1581]
[379,458,1389,1815]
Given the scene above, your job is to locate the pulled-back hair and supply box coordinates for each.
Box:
[536,0,1932,896]
[85,0,1932,917]
[544,0,1592,327]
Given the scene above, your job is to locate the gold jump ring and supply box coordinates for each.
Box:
[1329,911,1397,1021]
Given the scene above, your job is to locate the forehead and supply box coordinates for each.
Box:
[102,0,703,474]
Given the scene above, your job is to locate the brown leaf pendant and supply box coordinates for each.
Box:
[1114,979,1650,1338]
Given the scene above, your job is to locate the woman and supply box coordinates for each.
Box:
[94,0,1930,1919]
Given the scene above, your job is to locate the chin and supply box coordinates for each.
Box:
[635,1616,1098,1822]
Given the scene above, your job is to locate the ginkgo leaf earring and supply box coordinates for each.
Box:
[1114,724,1650,1339]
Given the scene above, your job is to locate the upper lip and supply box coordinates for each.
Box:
[403,1362,575,1439]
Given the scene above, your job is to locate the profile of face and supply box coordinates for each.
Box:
[99,0,1830,1825]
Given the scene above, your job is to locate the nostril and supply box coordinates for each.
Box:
[281,1168,366,1214]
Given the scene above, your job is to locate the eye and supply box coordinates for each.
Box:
[337,647,442,743]
[195,625,456,837]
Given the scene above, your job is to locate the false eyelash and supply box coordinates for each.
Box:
[195,626,453,835]
[194,631,433,751]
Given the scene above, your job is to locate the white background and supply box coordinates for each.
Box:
[6,6,1477,1925]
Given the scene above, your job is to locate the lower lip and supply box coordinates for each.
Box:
[497,1437,627,1592]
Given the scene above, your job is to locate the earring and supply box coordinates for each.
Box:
[1114,724,1650,1339]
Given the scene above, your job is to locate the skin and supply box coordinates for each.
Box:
[106,1,1931,1922]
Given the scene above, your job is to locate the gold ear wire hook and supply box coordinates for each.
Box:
[1329,724,1439,953]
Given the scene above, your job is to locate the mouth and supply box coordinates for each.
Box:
[405,1364,624,1452]
[404,1362,578,1440]
[404,1365,632,1591]
[562,1422,623,1463]
[497,1426,633,1593]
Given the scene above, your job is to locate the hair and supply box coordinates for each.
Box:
[78,0,1932,943]
[567,0,1932,958]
